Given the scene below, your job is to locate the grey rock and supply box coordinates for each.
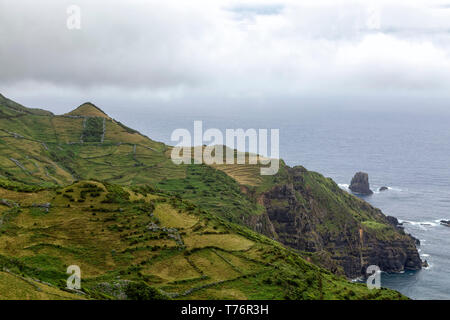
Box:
[349,172,373,195]
[1,199,19,208]
[32,202,51,212]
[440,220,450,227]
[386,215,399,226]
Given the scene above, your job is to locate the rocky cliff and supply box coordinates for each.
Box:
[245,166,421,278]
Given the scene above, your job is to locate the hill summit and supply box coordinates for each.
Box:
[66,102,111,119]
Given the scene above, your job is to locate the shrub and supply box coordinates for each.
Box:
[82,117,104,142]
[125,282,166,300]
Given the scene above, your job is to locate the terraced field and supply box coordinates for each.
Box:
[0,181,405,300]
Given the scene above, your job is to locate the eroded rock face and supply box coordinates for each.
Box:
[243,167,422,278]
[386,216,400,227]
[349,172,373,195]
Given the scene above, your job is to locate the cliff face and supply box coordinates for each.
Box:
[245,166,421,278]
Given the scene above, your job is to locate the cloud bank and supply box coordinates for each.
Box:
[1,0,450,113]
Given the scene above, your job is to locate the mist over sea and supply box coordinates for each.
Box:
[110,106,450,300]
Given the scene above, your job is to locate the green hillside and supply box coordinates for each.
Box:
[0,179,405,300]
[0,94,421,299]
[0,270,83,300]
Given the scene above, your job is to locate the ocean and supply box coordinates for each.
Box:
[109,105,450,300]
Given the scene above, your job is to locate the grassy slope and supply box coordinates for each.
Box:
[0,271,83,300]
[0,98,179,187]
[0,180,405,300]
[66,102,111,119]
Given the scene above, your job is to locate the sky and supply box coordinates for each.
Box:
[2,0,450,115]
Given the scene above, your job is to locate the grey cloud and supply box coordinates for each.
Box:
[0,0,214,89]
[2,0,450,114]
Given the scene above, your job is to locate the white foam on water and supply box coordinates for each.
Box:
[401,220,438,227]
[338,183,350,192]
[351,277,364,283]
[435,219,450,224]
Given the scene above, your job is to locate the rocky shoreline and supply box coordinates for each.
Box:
[243,167,423,278]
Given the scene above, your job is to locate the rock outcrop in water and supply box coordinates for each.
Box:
[440,220,450,227]
[349,172,373,195]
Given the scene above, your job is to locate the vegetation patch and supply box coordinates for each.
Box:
[82,117,104,143]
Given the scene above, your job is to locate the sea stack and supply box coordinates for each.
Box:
[349,172,373,195]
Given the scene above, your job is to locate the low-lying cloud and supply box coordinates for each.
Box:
[2,0,450,113]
